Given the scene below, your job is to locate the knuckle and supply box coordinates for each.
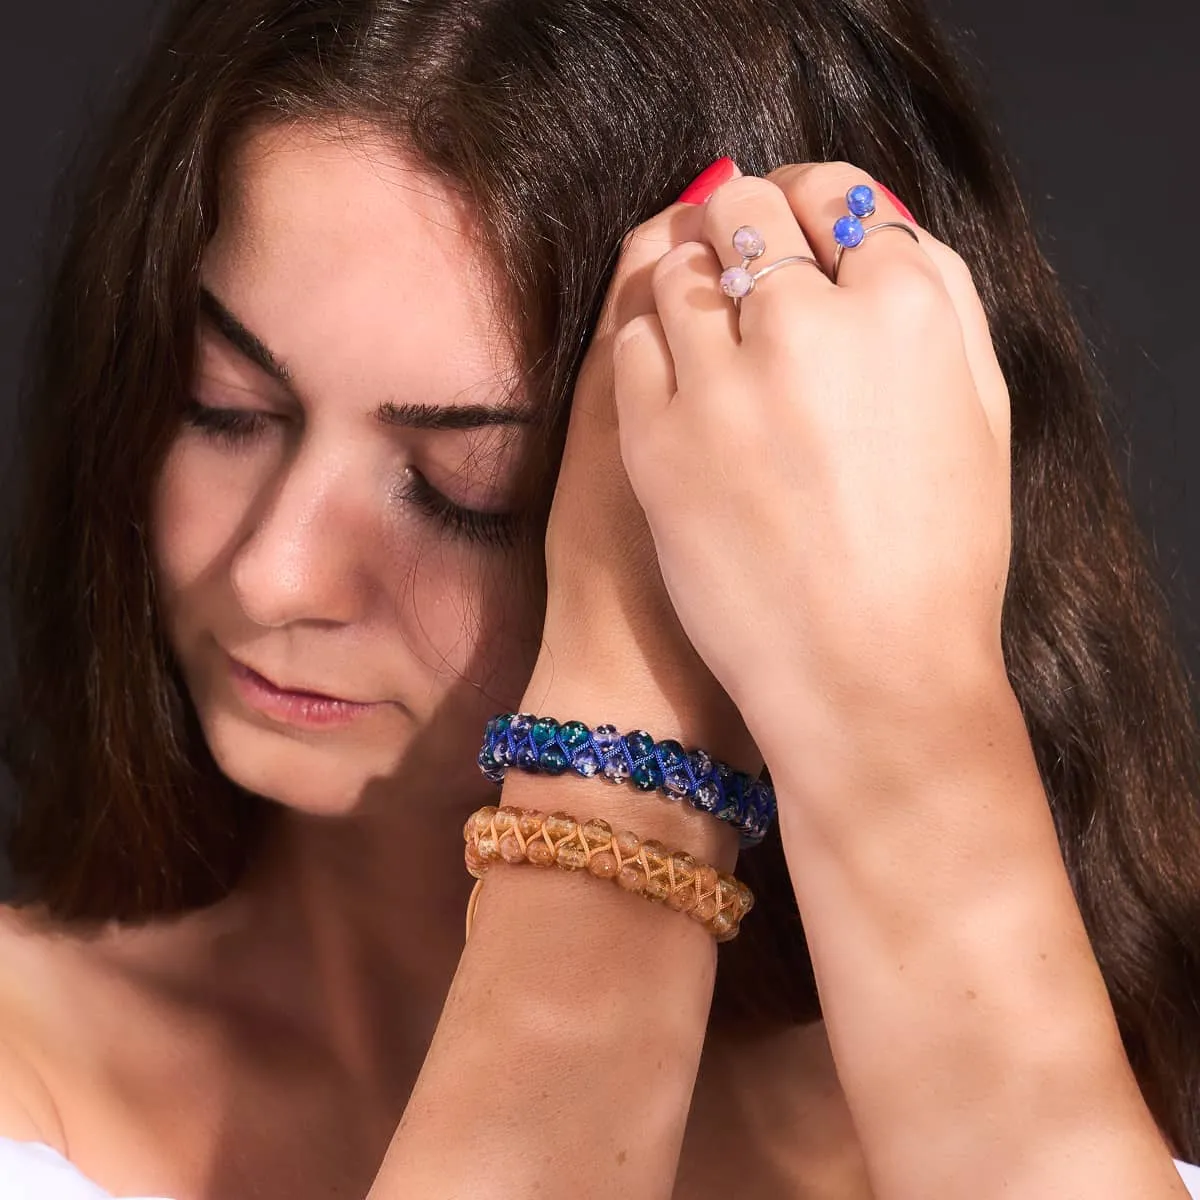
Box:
[704,174,784,224]
[779,160,863,208]
[612,312,657,357]
[872,264,951,328]
[926,242,976,290]
[649,241,708,290]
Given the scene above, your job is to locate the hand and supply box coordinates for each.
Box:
[610,162,1012,757]
[521,200,761,784]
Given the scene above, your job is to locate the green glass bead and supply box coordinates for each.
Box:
[538,745,570,774]
[558,721,591,749]
[531,717,560,746]
[631,763,662,791]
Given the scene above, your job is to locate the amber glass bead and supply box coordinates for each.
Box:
[492,807,519,832]
[616,864,645,891]
[580,817,614,845]
[544,812,577,841]
[643,875,670,902]
[498,833,525,863]
[526,839,554,866]
[556,841,587,870]
[587,850,619,879]
[614,829,641,857]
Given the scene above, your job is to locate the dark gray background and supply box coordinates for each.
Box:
[3,2,1198,845]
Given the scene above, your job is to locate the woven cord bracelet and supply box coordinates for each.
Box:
[463,805,755,943]
[477,714,776,847]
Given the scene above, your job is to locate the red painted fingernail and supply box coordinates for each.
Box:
[677,156,738,204]
[875,182,916,223]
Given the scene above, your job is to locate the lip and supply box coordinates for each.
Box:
[227,655,383,729]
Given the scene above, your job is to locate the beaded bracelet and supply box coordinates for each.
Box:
[462,805,755,943]
[477,714,776,848]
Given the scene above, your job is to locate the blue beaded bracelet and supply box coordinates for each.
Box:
[476,714,776,848]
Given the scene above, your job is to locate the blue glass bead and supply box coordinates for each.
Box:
[657,739,686,769]
[515,744,540,769]
[846,184,876,218]
[592,724,621,751]
[510,713,534,737]
[602,756,631,783]
[538,745,570,774]
[693,780,721,813]
[687,749,713,779]
[663,772,691,797]
[572,747,602,777]
[494,714,512,734]
[625,731,655,761]
[531,717,559,746]
[833,215,865,248]
[559,721,591,750]
[491,740,510,765]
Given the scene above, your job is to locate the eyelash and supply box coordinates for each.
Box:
[182,399,521,548]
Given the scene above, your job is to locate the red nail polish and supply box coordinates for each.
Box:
[876,182,916,223]
[678,157,738,205]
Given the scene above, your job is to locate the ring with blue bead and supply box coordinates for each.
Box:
[831,182,919,283]
[477,713,776,848]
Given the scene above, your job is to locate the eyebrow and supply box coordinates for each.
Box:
[198,285,533,432]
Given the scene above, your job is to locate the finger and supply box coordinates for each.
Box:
[571,203,709,430]
[700,175,832,342]
[647,240,739,381]
[771,163,933,290]
[776,163,1010,459]
[922,241,1012,464]
[612,312,676,444]
[595,203,710,342]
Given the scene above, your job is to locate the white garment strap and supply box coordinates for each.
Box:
[0,1139,173,1200]
[0,1135,1198,1198]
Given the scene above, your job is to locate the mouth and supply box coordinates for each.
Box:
[227,655,385,728]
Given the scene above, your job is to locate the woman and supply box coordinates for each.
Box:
[2,0,1199,1196]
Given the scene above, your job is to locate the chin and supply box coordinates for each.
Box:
[200,706,411,817]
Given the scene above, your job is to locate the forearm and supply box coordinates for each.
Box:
[761,671,1185,1199]
[368,687,742,1200]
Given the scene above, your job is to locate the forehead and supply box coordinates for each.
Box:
[203,121,519,406]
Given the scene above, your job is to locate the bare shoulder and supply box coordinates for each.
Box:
[0,906,70,1153]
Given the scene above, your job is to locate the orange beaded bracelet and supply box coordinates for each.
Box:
[462,805,755,942]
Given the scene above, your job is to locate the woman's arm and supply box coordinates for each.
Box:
[368,188,756,1200]
[604,159,1190,1197]
[764,668,1187,1200]
[366,687,740,1200]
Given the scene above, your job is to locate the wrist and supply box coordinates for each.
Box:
[754,652,1021,834]
[494,758,740,874]
[523,633,763,778]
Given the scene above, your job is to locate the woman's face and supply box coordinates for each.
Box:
[152,122,543,814]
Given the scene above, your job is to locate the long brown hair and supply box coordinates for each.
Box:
[5,0,1200,1158]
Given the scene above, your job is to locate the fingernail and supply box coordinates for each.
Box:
[875,182,916,223]
[677,156,739,205]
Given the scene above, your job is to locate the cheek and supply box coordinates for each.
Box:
[151,438,256,611]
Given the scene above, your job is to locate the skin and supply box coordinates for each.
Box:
[0,123,1187,1199]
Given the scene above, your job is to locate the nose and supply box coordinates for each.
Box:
[230,448,371,629]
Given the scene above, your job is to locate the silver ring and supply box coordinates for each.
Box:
[831,220,920,283]
[719,225,822,307]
